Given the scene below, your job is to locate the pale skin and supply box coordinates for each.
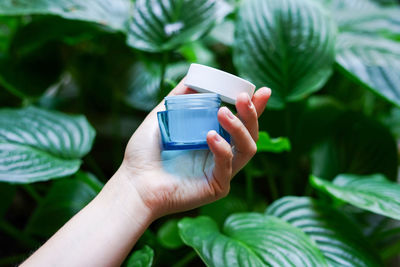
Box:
[21,79,271,267]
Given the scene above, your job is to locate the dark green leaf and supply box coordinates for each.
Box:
[179,214,328,266]
[257,131,290,153]
[0,0,131,31]
[310,111,398,181]
[311,174,400,220]
[0,106,95,183]
[126,245,154,267]
[199,194,248,226]
[127,0,219,52]
[25,172,102,237]
[125,62,189,111]
[234,0,336,108]
[157,219,183,249]
[335,33,400,108]
[267,196,382,266]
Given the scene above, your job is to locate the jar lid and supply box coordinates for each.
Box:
[184,64,256,105]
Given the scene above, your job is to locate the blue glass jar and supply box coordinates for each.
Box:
[157,93,230,150]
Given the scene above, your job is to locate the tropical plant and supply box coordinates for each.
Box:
[0,0,399,266]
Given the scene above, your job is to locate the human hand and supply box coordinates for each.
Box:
[117,79,271,219]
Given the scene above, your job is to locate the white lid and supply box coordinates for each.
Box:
[184,63,256,105]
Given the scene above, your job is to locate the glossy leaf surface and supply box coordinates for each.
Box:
[0,0,130,31]
[0,106,95,183]
[311,174,400,220]
[234,0,336,108]
[179,214,327,266]
[267,196,382,266]
[126,245,154,267]
[127,0,218,52]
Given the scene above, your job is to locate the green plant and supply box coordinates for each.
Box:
[0,0,399,266]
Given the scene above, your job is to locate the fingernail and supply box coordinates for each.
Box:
[247,94,253,109]
[214,133,222,142]
[224,107,235,120]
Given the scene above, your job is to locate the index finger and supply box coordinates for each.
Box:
[252,87,271,118]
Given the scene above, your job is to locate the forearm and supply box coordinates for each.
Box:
[22,166,154,267]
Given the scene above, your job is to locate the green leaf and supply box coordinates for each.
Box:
[127,0,219,52]
[257,131,290,153]
[200,194,248,226]
[25,172,102,237]
[0,106,95,183]
[310,111,398,181]
[266,196,382,266]
[0,0,131,32]
[178,214,328,266]
[335,33,400,108]
[126,245,154,267]
[336,8,400,37]
[311,174,400,220]
[234,0,336,109]
[125,62,189,111]
[157,219,183,249]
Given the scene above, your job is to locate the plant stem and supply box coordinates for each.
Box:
[172,251,197,267]
[244,165,254,208]
[22,184,42,203]
[267,176,279,201]
[0,220,40,248]
[158,52,169,102]
[283,105,294,195]
[246,174,254,208]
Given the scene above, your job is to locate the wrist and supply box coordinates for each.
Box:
[99,164,157,229]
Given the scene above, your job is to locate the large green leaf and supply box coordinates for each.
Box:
[311,174,400,221]
[125,62,188,111]
[335,33,400,108]
[0,106,95,183]
[126,245,154,267]
[25,172,102,237]
[234,0,336,109]
[0,0,130,31]
[179,214,328,266]
[310,111,398,181]
[127,0,219,52]
[266,196,382,266]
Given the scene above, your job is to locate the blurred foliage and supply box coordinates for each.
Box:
[0,0,400,266]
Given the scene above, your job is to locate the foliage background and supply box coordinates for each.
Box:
[0,0,400,266]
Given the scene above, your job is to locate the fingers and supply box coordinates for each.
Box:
[218,107,257,174]
[236,93,259,141]
[252,87,271,118]
[207,130,233,196]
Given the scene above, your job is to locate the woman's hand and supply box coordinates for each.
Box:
[118,79,271,219]
[22,78,270,267]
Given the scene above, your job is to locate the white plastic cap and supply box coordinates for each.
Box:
[184,63,256,105]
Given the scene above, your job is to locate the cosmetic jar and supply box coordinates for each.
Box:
[157,93,229,150]
[157,64,255,151]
